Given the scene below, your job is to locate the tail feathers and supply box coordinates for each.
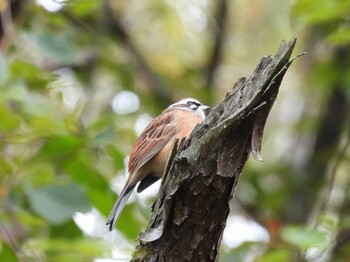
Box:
[106,185,135,231]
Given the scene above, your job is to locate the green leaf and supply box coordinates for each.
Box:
[27,164,55,186]
[30,115,62,136]
[33,33,79,65]
[27,238,109,261]
[64,154,115,216]
[281,225,329,249]
[292,0,350,25]
[256,248,290,262]
[70,0,101,17]
[85,188,115,216]
[117,203,146,239]
[0,105,21,131]
[90,125,115,147]
[221,242,262,262]
[0,158,13,176]
[16,209,46,231]
[25,183,91,225]
[65,153,108,189]
[34,135,84,164]
[106,145,125,170]
[50,219,82,239]
[327,28,350,45]
[0,83,28,106]
[0,243,20,262]
[9,60,55,90]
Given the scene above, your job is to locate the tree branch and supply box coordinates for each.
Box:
[0,0,29,51]
[104,1,173,106]
[286,45,350,223]
[131,38,301,261]
[205,0,228,94]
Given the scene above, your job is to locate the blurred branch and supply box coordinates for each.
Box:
[52,3,174,106]
[204,0,228,99]
[286,45,350,223]
[0,0,28,51]
[334,229,350,253]
[61,9,95,33]
[334,212,350,257]
[330,127,350,258]
[0,1,13,50]
[0,222,18,251]
[309,121,350,227]
[40,49,98,72]
[104,1,173,106]
[0,195,29,252]
[298,122,350,261]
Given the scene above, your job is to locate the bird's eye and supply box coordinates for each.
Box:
[187,102,199,110]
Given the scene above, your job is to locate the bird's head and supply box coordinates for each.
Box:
[169,98,210,119]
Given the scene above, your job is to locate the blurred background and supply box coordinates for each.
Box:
[0,0,349,261]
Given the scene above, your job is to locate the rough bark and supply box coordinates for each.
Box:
[131,38,301,262]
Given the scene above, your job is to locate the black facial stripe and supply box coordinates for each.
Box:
[171,100,202,111]
[186,100,201,108]
[187,101,199,105]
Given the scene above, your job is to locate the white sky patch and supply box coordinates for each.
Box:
[36,0,64,12]
[137,180,161,200]
[112,91,140,115]
[180,4,207,32]
[73,209,102,237]
[167,0,208,32]
[223,215,269,248]
[135,113,153,136]
[94,259,117,262]
[73,209,134,261]
[50,68,86,109]
[54,68,85,108]
[110,172,128,196]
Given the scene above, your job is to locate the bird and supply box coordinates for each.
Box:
[106,98,210,231]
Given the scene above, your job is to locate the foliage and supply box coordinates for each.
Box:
[0,0,349,261]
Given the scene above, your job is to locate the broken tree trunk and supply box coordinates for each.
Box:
[131,37,301,262]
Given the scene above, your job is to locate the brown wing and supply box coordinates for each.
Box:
[128,109,176,177]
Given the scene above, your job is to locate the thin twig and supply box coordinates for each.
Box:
[304,122,350,261]
[205,0,228,93]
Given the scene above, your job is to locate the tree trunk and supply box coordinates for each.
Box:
[131,38,301,262]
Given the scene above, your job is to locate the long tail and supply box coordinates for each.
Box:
[106,185,135,231]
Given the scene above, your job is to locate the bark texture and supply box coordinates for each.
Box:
[131,38,301,262]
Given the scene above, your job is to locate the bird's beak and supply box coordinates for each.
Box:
[201,104,211,115]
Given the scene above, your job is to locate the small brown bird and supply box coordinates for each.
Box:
[106,98,209,231]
